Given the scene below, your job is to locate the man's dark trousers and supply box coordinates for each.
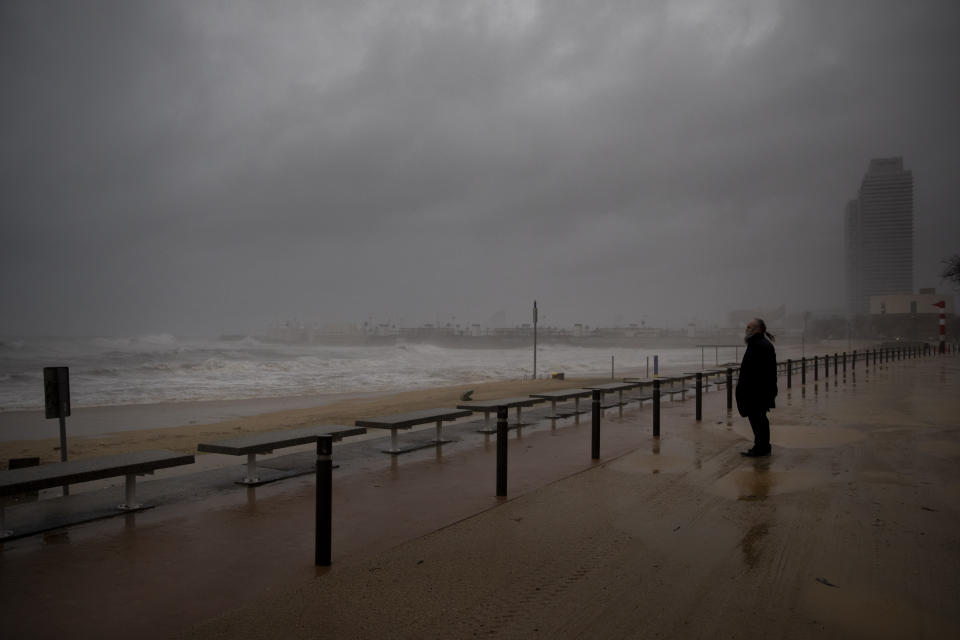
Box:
[747,412,770,452]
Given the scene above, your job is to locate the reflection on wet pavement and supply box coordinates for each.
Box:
[710,466,849,500]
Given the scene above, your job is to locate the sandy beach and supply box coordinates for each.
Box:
[0,377,607,465]
[2,355,958,639]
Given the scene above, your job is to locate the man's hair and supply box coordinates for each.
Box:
[754,317,776,342]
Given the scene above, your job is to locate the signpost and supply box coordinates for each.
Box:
[43,366,71,495]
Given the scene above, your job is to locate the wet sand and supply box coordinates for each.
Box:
[2,357,958,639]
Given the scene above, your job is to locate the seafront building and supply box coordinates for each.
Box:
[845,157,914,314]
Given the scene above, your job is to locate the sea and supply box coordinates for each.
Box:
[0,334,748,411]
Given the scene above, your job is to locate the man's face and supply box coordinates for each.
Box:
[746,321,759,337]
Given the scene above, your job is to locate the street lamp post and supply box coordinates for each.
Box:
[533,300,538,379]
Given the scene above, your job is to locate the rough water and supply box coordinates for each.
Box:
[0,334,744,410]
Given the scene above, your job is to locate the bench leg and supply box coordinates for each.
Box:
[240,453,260,485]
[434,420,443,444]
[390,428,399,452]
[119,473,142,510]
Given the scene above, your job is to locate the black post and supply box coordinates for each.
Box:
[814,355,819,381]
[787,359,792,388]
[496,406,508,497]
[653,380,661,437]
[591,390,601,459]
[725,368,733,411]
[852,350,857,371]
[843,352,847,374]
[315,435,333,567]
[695,372,702,421]
[824,354,829,379]
[834,353,838,376]
[801,357,806,384]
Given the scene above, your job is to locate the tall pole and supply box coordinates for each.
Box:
[533,300,538,379]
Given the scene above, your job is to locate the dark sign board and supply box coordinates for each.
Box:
[44,366,71,419]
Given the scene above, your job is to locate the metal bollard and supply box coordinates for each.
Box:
[814,355,819,381]
[834,353,838,376]
[315,435,333,567]
[725,368,733,411]
[787,359,792,388]
[801,357,806,384]
[852,350,856,371]
[653,380,661,437]
[496,406,508,496]
[695,373,702,421]
[824,354,829,378]
[591,390,601,459]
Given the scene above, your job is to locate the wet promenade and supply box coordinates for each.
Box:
[2,357,959,639]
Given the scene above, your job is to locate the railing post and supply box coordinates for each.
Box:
[496,406,508,496]
[824,354,829,379]
[852,350,857,371]
[695,373,702,421]
[315,435,333,567]
[787,359,792,388]
[843,352,847,375]
[725,368,733,411]
[834,353,838,376]
[801,357,806,385]
[653,380,661,438]
[814,355,819,381]
[591,389,601,459]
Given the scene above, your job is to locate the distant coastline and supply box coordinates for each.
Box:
[246,330,749,349]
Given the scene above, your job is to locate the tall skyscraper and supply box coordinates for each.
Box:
[845,157,914,314]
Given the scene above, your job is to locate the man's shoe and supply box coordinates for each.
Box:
[741,447,771,457]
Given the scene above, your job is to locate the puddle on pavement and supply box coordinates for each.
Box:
[915,440,960,458]
[730,422,865,449]
[612,453,694,475]
[611,439,699,475]
[802,578,960,639]
[710,466,844,500]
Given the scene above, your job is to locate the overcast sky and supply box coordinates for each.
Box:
[2,0,958,337]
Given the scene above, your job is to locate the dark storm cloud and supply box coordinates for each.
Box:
[2,0,958,335]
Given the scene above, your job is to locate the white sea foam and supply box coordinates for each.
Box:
[0,335,743,410]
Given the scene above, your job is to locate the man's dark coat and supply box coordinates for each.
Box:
[735,333,778,417]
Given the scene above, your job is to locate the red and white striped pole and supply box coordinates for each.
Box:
[933,300,946,354]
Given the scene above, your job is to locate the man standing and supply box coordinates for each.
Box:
[736,318,778,457]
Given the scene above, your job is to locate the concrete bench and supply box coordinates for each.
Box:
[661,387,693,401]
[0,449,195,538]
[528,389,593,419]
[456,397,545,433]
[623,393,655,406]
[197,424,366,485]
[585,382,641,410]
[356,408,473,454]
